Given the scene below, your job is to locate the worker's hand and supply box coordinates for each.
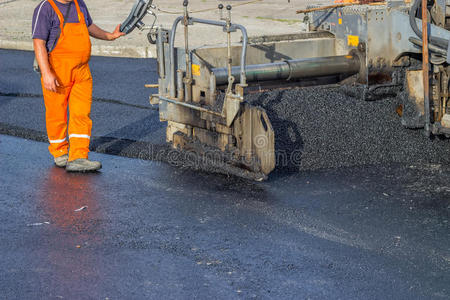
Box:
[109,24,126,40]
[88,23,126,41]
[42,71,60,93]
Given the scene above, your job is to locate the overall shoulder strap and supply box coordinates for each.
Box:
[47,0,64,32]
[73,0,85,24]
[49,1,71,52]
[62,2,71,28]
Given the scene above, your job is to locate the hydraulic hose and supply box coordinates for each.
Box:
[409,0,448,51]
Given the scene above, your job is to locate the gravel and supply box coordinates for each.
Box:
[246,85,450,173]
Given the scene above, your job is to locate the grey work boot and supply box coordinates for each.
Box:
[54,154,69,168]
[66,159,102,172]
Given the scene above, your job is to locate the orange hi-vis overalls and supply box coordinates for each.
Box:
[42,0,92,161]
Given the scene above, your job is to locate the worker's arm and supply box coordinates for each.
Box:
[33,38,59,92]
[87,23,125,41]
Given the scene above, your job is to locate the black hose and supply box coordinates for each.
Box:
[409,37,447,55]
[409,0,448,51]
[409,0,421,38]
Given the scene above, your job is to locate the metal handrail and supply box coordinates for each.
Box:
[168,16,248,98]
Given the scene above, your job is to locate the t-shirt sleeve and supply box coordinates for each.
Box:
[85,7,93,27]
[78,0,93,27]
[32,1,52,41]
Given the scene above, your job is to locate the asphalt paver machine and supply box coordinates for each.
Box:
[121,0,450,179]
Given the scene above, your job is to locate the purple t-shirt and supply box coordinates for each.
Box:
[32,0,93,52]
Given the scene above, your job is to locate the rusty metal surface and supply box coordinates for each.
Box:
[309,3,450,71]
[406,70,425,115]
[422,0,431,134]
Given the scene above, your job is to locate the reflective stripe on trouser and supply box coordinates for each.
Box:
[43,0,92,162]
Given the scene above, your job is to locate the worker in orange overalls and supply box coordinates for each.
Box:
[32,0,124,172]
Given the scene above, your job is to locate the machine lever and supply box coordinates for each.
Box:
[120,0,154,34]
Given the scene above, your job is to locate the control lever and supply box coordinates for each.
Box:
[120,0,154,34]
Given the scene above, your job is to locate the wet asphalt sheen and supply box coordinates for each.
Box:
[1,134,449,299]
[0,49,449,299]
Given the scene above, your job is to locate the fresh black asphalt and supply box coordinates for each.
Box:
[0,49,449,299]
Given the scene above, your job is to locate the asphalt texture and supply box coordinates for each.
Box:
[1,49,450,298]
[247,86,450,172]
[1,134,449,299]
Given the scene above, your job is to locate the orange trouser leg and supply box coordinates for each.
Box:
[42,82,70,158]
[68,77,93,161]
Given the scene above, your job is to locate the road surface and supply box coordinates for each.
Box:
[0,49,449,299]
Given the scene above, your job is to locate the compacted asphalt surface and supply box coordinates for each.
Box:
[1,49,449,299]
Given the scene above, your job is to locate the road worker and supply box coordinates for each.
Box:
[32,0,124,172]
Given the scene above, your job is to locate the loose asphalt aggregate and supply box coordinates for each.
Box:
[247,85,450,173]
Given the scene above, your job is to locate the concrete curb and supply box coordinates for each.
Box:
[0,40,32,52]
[0,39,156,58]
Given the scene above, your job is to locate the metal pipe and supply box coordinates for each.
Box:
[209,74,216,106]
[159,95,223,117]
[169,16,184,98]
[169,16,249,97]
[189,18,248,85]
[234,24,247,85]
[226,7,232,82]
[214,61,289,85]
[408,37,447,56]
[177,69,184,101]
[212,55,360,85]
[183,1,192,102]
[443,71,448,119]
[287,55,359,79]
[183,7,190,75]
[422,0,431,135]
[157,27,165,79]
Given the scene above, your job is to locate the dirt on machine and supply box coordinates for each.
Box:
[120,0,450,180]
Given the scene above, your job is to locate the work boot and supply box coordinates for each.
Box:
[54,154,69,168]
[66,159,102,172]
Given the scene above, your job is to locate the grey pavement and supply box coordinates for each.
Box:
[0,0,330,58]
[1,134,450,299]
